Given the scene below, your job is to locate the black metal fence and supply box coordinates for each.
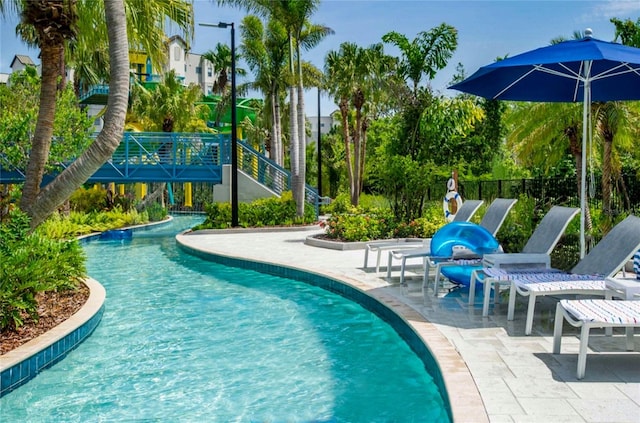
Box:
[426,174,640,216]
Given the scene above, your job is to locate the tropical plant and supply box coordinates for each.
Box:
[0,0,192,228]
[0,209,86,331]
[382,24,458,97]
[219,0,332,217]
[240,15,289,166]
[324,42,396,206]
[0,66,94,172]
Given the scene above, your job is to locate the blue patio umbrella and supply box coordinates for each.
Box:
[449,29,640,258]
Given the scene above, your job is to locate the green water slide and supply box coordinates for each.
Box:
[200,95,261,133]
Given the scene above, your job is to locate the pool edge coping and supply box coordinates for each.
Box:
[0,217,176,397]
[176,232,489,423]
[0,278,106,397]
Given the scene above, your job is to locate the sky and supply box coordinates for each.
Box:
[2,0,640,116]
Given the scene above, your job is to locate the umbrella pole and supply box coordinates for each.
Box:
[580,61,592,259]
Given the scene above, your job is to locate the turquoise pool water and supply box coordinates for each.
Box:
[0,216,449,422]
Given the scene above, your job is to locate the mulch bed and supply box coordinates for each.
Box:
[0,283,90,355]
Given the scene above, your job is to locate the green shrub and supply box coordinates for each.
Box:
[323,200,447,242]
[0,210,86,331]
[194,192,316,230]
[323,208,396,242]
[37,208,149,239]
[70,186,109,213]
[145,202,168,222]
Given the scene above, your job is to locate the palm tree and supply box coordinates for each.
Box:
[21,0,130,228]
[128,70,211,208]
[202,43,246,95]
[218,0,332,217]
[382,24,458,97]
[13,0,78,216]
[240,15,289,166]
[0,0,194,227]
[325,42,396,206]
[201,43,247,129]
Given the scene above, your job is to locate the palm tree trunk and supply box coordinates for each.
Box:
[287,34,302,215]
[269,92,280,165]
[296,47,306,217]
[26,0,129,228]
[602,138,613,221]
[339,99,355,204]
[359,118,369,198]
[20,43,62,213]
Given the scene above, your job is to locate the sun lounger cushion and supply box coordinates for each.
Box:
[561,299,640,324]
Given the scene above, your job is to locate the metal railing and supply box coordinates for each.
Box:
[237,140,323,215]
[0,132,324,214]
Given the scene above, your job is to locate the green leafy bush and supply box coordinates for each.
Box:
[37,208,149,239]
[0,210,86,331]
[145,202,168,222]
[323,201,447,242]
[194,192,317,230]
[70,186,109,213]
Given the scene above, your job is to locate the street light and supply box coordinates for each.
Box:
[317,87,322,199]
[199,21,238,227]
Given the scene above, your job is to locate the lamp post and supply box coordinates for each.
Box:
[199,21,238,227]
[317,87,322,199]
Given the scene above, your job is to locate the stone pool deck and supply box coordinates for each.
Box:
[177,225,640,423]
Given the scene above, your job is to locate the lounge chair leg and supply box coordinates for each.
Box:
[400,257,407,285]
[386,252,393,279]
[422,261,433,296]
[483,280,492,317]
[364,248,370,268]
[626,327,634,351]
[577,325,590,379]
[468,271,477,306]
[375,250,382,273]
[507,282,517,321]
[552,303,564,354]
[433,271,441,297]
[525,294,537,335]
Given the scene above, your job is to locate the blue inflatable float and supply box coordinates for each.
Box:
[431,222,500,287]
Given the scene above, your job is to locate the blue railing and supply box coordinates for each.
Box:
[0,132,324,213]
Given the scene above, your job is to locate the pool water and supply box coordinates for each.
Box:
[1,216,450,422]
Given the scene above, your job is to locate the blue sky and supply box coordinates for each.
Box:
[2,0,640,115]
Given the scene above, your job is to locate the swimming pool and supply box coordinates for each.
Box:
[0,216,450,422]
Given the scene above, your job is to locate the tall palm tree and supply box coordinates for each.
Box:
[218,0,331,217]
[14,0,79,215]
[240,15,289,166]
[325,42,396,206]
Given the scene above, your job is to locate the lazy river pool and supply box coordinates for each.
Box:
[0,216,450,422]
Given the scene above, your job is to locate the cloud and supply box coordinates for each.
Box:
[586,0,640,20]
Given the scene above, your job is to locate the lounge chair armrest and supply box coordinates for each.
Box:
[483,253,550,269]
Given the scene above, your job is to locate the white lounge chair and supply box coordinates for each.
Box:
[466,206,580,315]
[553,298,640,379]
[495,214,640,335]
[387,198,515,287]
[363,199,484,275]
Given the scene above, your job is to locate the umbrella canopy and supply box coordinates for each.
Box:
[449,29,640,257]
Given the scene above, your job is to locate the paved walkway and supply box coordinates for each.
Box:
[177,226,640,423]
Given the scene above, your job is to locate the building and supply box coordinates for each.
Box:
[307,115,336,146]
[9,54,35,73]
[164,35,216,95]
